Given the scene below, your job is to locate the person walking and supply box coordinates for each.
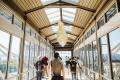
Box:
[51,52,64,80]
[42,56,49,77]
[69,57,78,80]
[34,56,44,80]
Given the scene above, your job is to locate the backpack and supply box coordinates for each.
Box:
[34,60,44,71]
[70,61,77,72]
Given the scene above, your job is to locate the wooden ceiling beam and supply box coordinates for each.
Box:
[39,23,57,30]
[39,21,84,30]
[25,1,95,14]
[63,21,84,29]
[46,32,77,38]
[46,33,56,37]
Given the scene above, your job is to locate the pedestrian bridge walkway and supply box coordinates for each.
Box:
[32,65,89,80]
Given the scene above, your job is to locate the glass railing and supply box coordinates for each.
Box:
[4,68,36,80]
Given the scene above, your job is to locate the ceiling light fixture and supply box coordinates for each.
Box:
[57,21,68,47]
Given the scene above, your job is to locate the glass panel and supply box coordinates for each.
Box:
[0,30,10,79]
[14,16,22,29]
[64,25,72,32]
[62,0,79,4]
[106,4,117,22]
[41,0,58,5]
[88,43,94,78]
[45,8,60,24]
[31,30,36,38]
[91,26,96,34]
[0,10,12,23]
[63,8,76,22]
[23,41,30,80]
[97,16,105,29]
[93,41,99,80]
[26,24,31,35]
[100,35,111,79]
[109,28,120,79]
[29,44,35,79]
[8,36,21,79]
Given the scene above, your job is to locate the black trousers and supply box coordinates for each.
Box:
[72,72,76,80]
[36,71,42,80]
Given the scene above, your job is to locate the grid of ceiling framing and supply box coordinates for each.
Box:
[12,0,102,47]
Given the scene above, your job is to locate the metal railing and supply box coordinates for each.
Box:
[5,68,36,80]
[78,63,112,80]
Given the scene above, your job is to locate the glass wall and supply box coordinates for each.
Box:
[22,41,30,80]
[7,36,20,79]
[100,35,111,79]
[0,30,10,79]
[88,43,94,78]
[29,43,35,80]
[109,28,120,79]
[93,41,99,79]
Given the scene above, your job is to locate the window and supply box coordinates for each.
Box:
[109,28,120,79]
[0,30,10,79]
[63,8,76,23]
[97,16,105,29]
[106,4,117,22]
[23,41,30,80]
[45,8,60,24]
[14,16,22,29]
[41,0,58,5]
[31,30,36,38]
[29,43,35,80]
[8,36,21,79]
[100,35,111,78]
[93,41,99,79]
[91,26,96,34]
[62,0,79,4]
[0,10,12,23]
[88,43,94,78]
[26,24,31,35]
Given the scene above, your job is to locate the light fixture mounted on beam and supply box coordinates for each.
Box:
[57,21,68,47]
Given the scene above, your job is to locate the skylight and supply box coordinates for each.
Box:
[41,0,58,5]
[45,8,60,23]
[64,25,72,32]
[62,0,79,4]
[51,25,72,33]
[62,8,76,23]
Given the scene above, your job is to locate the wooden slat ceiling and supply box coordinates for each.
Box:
[12,0,102,47]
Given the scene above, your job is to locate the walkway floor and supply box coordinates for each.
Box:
[40,66,88,80]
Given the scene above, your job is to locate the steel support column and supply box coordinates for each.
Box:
[18,16,27,80]
[107,33,114,80]
[116,0,120,12]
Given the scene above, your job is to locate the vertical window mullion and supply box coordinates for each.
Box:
[107,33,114,79]
[5,34,12,79]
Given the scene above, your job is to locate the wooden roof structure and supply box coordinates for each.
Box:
[4,0,104,48]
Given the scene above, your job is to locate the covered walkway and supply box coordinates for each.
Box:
[0,0,120,80]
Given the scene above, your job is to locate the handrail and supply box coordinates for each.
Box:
[77,62,112,80]
[5,68,36,80]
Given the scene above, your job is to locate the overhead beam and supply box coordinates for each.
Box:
[50,39,57,42]
[63,21,84,29]
[39,21,84,30]
[60,0,63,21]
[46,32,78,38]
[46,33,56,37]
[67,32,78,37]
[39,23,57,30]
[25,1,95,14]
[68,37,75,41]
[50,37,75,44]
